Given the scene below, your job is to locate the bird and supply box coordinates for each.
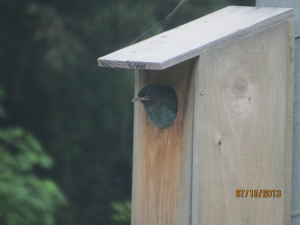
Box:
[132,84,178,129]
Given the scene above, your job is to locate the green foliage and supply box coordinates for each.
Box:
[111,201,131,223]
[0,127,66,225]
[0,0,255,224]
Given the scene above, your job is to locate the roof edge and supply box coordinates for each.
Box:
[97,6,294,70]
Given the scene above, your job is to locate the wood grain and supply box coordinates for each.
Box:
[193,19,293,225]
[131,59,197,225]
[283,19,295,225]
[98,6,293,70]
[257,1,300,224]
[256,0,300,33]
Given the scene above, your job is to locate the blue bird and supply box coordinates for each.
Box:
[132,84,178,129]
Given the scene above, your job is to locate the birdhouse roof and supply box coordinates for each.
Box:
[97,6,293,70]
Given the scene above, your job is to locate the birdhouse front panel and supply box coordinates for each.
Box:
[131,59,197,225]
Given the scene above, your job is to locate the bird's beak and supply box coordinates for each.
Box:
[132,96,147,102]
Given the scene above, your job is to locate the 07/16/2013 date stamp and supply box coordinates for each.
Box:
[236,189,281,198]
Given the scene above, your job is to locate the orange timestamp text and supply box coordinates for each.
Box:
[236,189,281,198]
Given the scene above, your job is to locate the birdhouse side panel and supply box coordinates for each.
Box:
[193,19,293,225]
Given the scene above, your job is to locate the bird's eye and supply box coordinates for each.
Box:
[146,92,150,97]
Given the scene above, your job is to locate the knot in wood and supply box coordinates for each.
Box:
[232,76,249,97]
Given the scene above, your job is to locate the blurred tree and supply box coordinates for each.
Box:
[0,124,65,225]
[0,0,254,224]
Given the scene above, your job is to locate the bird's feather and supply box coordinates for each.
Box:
[133,84,178,129]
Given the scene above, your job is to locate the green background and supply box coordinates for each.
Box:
[0,0,254,224]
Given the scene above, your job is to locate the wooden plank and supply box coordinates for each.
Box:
[98,6,293,70]
[257,1,299,224]
[257,0,299,33]
[131,59,196,225]
[131,70,145,225]
[283,19,295,225]
[193,20,292,225]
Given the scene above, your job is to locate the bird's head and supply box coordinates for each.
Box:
[132,84,162,106]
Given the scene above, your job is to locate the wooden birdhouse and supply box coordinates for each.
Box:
[98,6,295,225]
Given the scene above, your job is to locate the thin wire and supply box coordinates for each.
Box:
[125,0,300,47]
[156,0,187,34]
[125,0,187,47]
[125,0,255,47]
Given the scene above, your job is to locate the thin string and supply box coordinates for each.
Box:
[125,0,300,47]
[125,0,187,47]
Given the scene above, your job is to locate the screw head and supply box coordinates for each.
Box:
[200,90,205,95]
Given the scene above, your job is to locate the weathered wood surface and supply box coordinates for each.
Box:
[257,1,299,225]
[98,6,293,70]
[257,0,299,32]
[284,19,295,225]
[192,19,294,225]
[131,59,196,225]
